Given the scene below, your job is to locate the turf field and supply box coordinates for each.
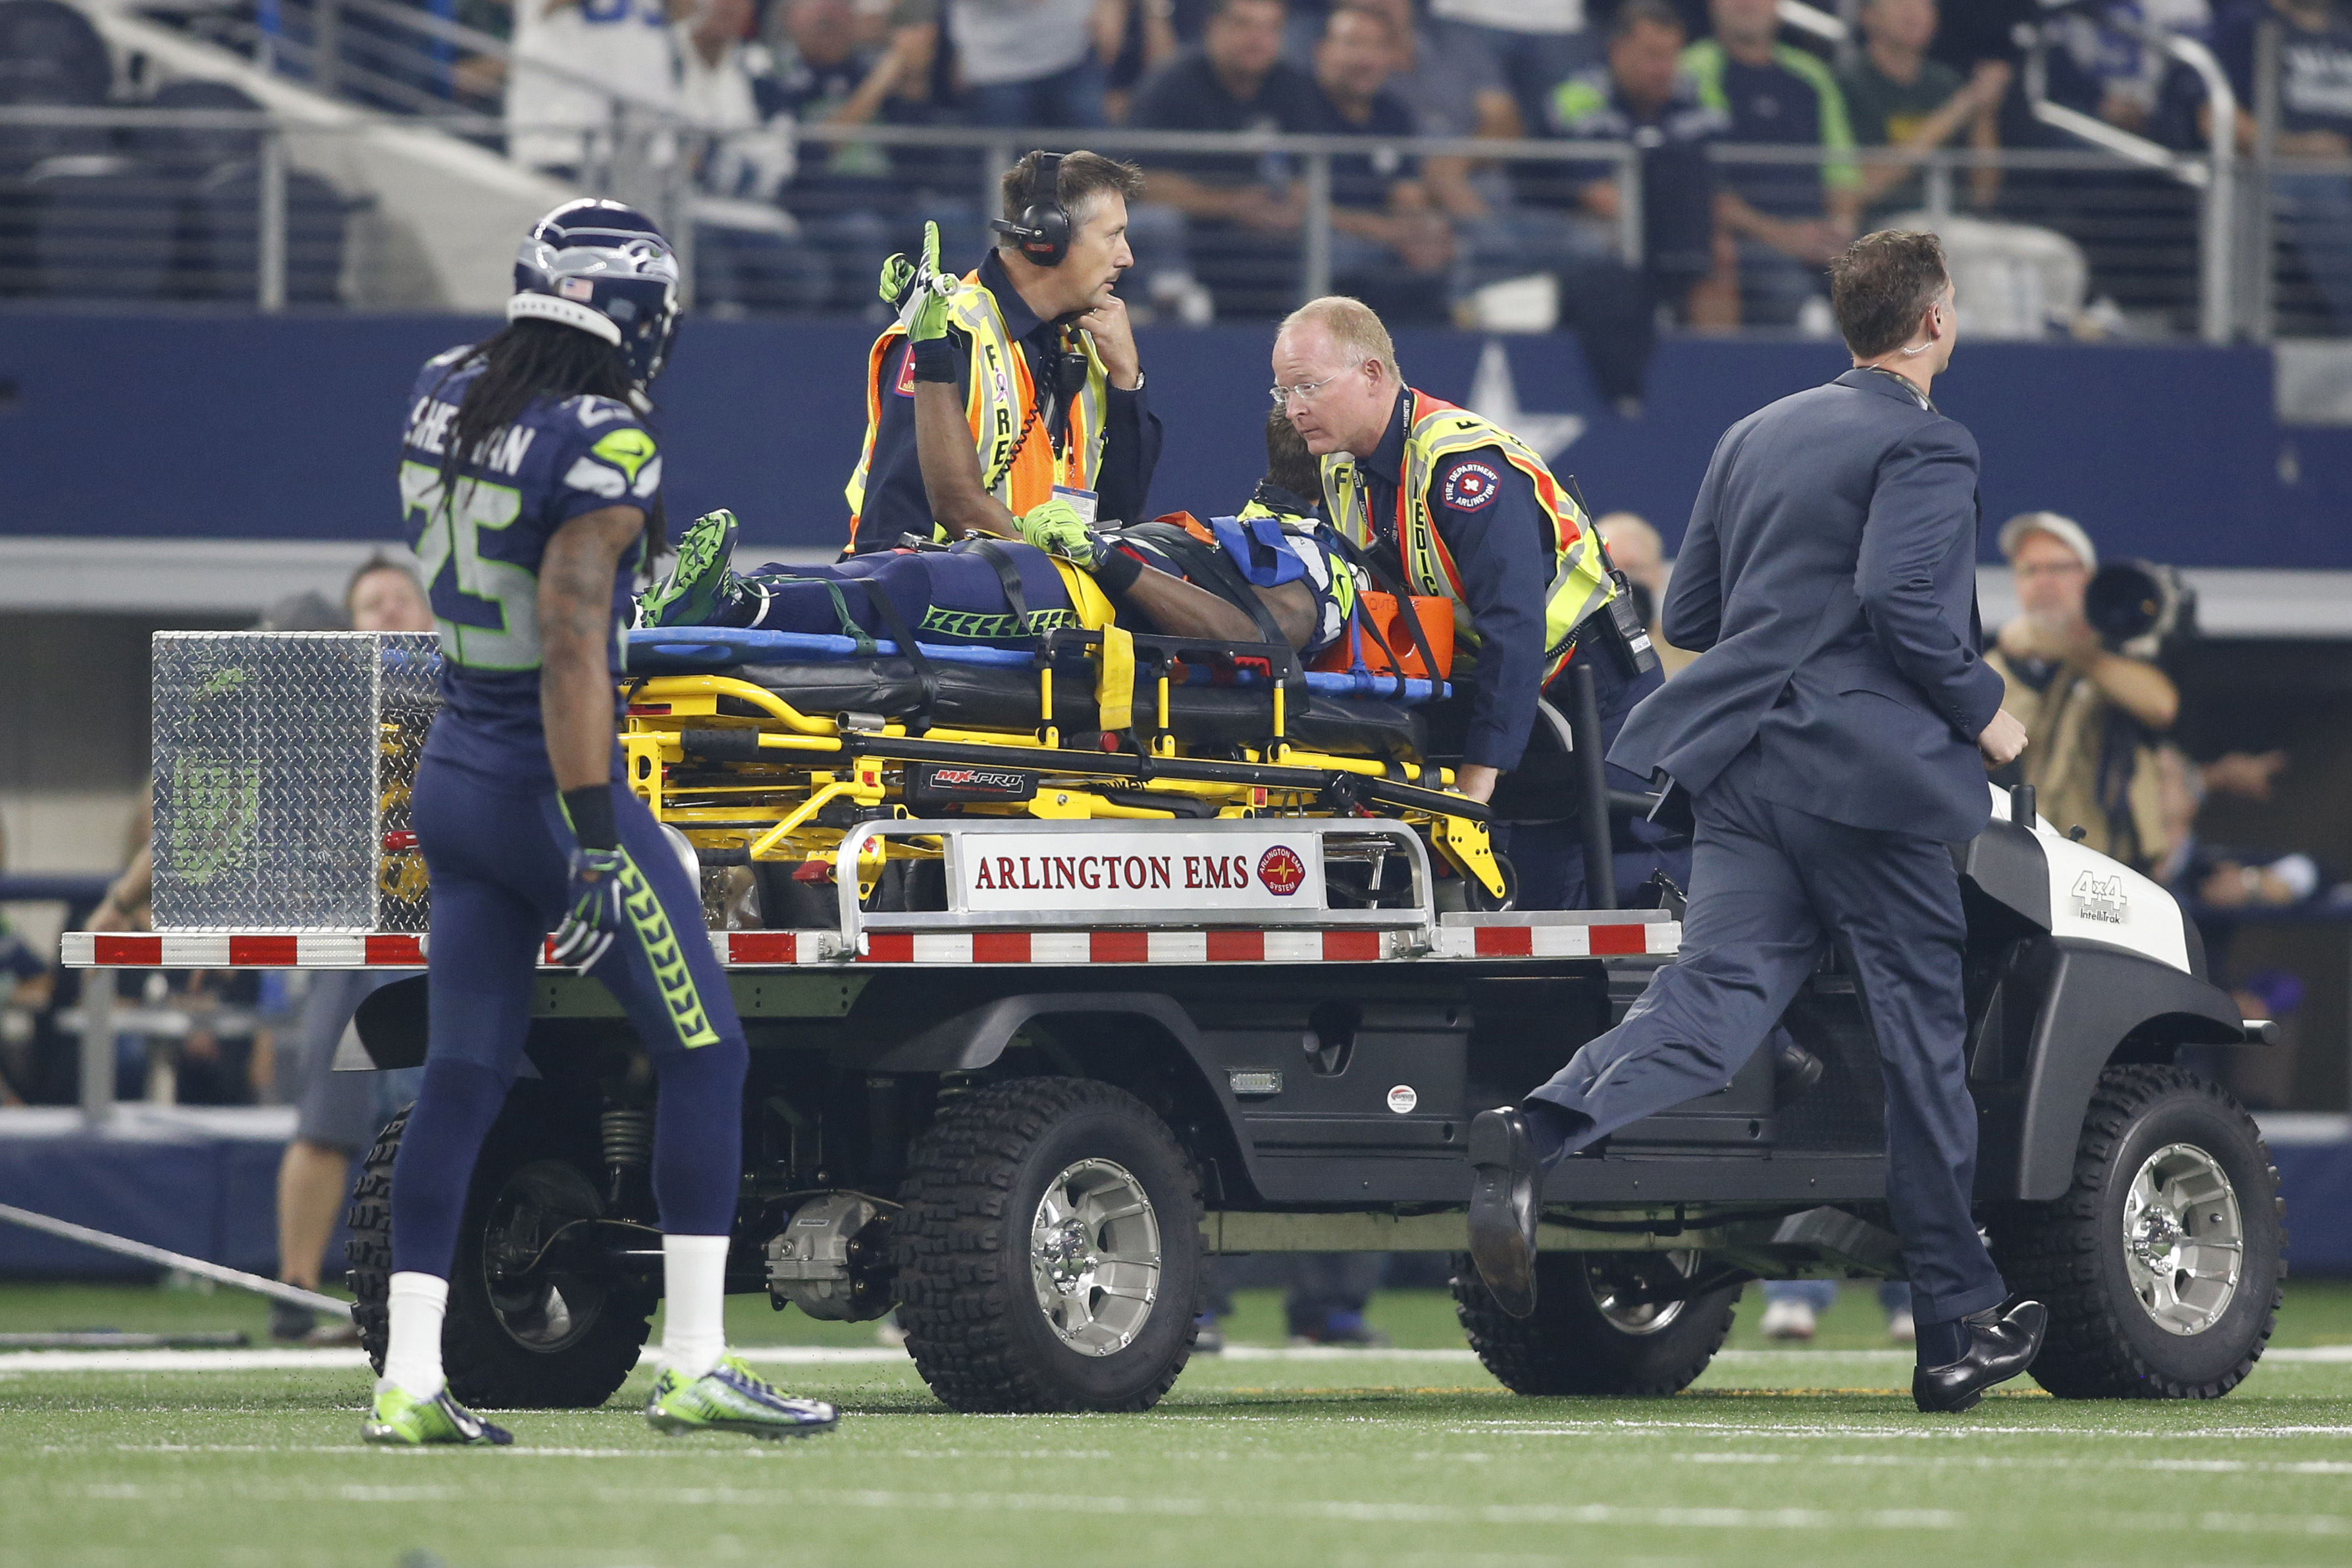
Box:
[7,1279,2352,1568]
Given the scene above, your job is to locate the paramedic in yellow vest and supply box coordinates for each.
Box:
[1273,296,1674,909]
[845,150,1163,550]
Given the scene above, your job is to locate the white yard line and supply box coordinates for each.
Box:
[39,1479,2352,1539]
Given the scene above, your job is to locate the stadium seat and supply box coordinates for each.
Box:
[1885,211,2091,340]
[188,159,354,304]
[0,0,115,174]
[24,153,179,299]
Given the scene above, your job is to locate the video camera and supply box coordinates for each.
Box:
[2085,558,2195,651]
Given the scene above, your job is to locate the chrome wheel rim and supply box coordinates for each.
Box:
[1030,1157,1161,1357]
[2122,1141,2243,1336]
[1584,1250,1700,1336]
[482,1159,607,1353]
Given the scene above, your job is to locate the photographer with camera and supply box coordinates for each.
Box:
[1987,512,2180,872]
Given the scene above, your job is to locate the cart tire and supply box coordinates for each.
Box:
[1987,1064,2282,1399]
[346,1082,656,1409]
[1451,1250,1737,1396]
[1463,851,1519,914]
[893,1076,1203,1413]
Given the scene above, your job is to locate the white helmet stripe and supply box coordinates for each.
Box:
[508,292,624,345]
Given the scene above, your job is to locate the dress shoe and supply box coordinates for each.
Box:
[1466,1107,1543,1319]
[1771,1038,1824,1103]
[1912,1297,2048,1413]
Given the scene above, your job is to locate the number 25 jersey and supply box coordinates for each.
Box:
[398,344,660,786]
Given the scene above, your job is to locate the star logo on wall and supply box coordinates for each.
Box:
[1465,339,1585,463]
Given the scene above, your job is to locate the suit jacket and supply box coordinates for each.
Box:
[1610,367,2007,843]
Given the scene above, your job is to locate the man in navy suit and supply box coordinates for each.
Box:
[1465,231,2048,1414]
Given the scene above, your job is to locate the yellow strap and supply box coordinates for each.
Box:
[1050,558,1134,733]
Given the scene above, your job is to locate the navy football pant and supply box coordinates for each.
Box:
[729,544,1076,648]
[390,754,748,1278]
[1525,745,2006,1326]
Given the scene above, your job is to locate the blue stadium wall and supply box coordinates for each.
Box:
[4,311,2347,567]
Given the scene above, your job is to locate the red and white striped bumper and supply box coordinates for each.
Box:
[59,920,1679,970]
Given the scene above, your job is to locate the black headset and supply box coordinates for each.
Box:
[989,150,1070,267]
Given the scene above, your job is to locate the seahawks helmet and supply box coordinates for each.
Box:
[510,199,681,388]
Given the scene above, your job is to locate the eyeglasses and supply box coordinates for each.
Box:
[1269,375,1342,408]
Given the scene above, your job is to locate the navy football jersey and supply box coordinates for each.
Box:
[398,345,659,783]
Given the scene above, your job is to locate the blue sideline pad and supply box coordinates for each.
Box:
[623,626,1450,703]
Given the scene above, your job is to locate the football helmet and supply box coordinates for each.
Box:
[510,198,682,388]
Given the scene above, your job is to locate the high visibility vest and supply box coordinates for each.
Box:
[843,269,1111,548]
[1319,388,1613,684]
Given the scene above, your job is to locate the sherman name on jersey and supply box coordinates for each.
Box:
[398,345,662,782]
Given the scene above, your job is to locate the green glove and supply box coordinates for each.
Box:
[879,221,954,344]
[908,220,952,345]
[877,248,916,314]
[1014,498,1099,567]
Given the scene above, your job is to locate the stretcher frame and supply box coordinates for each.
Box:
[621,622,1511,907]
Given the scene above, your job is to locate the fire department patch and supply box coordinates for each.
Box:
[1257,845,1307,897]
[1440,461,1502,511]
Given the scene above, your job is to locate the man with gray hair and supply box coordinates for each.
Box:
[1271,294,1659,910]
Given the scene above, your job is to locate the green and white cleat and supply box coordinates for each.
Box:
[361,1382,513,1447]
[639,508,741,629]
[644,1354,840,1440]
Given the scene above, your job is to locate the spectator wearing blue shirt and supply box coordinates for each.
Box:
[1303,4,1457,321]
[1682,0,1860,326]
[1129,0,1325,317]
[1351,0,1656,404]
[2210,0,2352,332]
[758,0,981,311]
[1552,0,1729,321]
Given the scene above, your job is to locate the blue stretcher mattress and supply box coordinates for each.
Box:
[623,627,1450,704]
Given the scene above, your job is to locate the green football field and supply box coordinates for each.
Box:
[7,1278,2351,1568]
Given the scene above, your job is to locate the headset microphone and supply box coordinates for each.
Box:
[988,150,1071,267]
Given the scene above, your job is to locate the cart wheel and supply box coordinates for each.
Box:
[1463,851,1519,913]
[1451,1250,1736,1396]
[893,1076,1203,1413]
[347,1082,655,1410]
[1988,1064,2282,1399]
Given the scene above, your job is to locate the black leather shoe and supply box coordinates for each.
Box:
[1912,1297,2049,1413]
[1466,1107,1542,1319]
[1771,1038,1824,1103]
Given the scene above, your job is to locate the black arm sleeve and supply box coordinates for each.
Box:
[1092,382,1162,527]
[1432,452,1552,773]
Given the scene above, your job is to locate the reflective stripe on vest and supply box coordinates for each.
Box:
[843,270,1110,547]
[1319,388,1612,681]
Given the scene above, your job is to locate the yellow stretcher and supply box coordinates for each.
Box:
[618,617,1511,913]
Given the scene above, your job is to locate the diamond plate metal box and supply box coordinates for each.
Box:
[151,632,440,932]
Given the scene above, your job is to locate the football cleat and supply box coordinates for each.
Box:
[639,508,741,629]
[644,1355,840,1440]
[361,1383,514,1447]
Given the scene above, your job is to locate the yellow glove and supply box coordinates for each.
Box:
[879,221,954,344]
[1014,498,1101,567]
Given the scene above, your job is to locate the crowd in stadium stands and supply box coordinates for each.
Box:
[2,0,2347,328]
[418,0,2352,328]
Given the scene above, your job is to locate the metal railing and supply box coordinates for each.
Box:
[21,0,2352,336]
[2,97,2276,333]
